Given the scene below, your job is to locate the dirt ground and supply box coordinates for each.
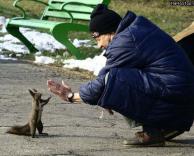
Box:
[1,59,194,156]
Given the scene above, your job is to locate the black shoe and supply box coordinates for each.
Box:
[161,130,184,141]
[123,131,165,147]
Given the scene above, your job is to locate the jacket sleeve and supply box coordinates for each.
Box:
[79,74,106,105]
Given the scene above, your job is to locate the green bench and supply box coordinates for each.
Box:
[6,0,111,59]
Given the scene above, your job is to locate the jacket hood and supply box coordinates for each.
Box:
[115,11,136,34]
[100,11,137,75]
[104,11,136,57]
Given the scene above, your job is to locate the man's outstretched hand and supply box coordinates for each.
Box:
[47,79,72,101]
[47,80,113,114]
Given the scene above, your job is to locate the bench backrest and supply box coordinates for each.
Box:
[42,0,111,21]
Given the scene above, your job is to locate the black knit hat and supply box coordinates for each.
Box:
[89,4,122,37]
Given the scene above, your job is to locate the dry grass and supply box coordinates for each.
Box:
[0,0,193,35]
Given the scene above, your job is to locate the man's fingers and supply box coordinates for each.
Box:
[49,87,68,100]
[47,80,69,101]
[47,80,70,90]
[49,87,60,95]
[47,80,60,87]
[47,80,51,85]
[62,80,71,90]
[47,79,51,84]
[47,79,70,101]
[47,79,55,86]
[48,80,61,91]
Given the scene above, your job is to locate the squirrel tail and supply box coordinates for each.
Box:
[6,123,31,136]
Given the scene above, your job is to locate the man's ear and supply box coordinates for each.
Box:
[110,32,115,40]
[28,89,35,97]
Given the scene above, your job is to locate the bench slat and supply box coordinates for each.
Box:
[44,10,91,20]
[8,19,62,29]
[43,0,111,20]
[48,3,94,13]
[49,0,105,5]
[6,0,111,59]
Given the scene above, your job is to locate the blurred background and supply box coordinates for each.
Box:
[0,0,193,35]
[0,0,193,65]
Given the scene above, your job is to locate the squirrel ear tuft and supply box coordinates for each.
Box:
[28,89,35,97]
[32,89,38,92]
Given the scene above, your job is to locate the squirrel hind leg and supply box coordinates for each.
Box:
[37,121,48,136]
[30,122,37,138]
[37,120,43,134]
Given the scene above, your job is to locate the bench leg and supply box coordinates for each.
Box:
[51,23,88,59]
[6,25,38,53]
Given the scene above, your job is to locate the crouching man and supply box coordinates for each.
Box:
[47,4,194,146]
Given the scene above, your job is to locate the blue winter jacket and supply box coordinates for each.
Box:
[79,11,194,131]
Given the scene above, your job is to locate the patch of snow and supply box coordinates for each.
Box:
[35,51,42,56]
[0,28,66,53]
[0,16,107,75]
[16,53,22,57]
[63,50,106,75]
[22,29,66,52]
[34,56,55,64]
[73,39,91,47]
[0,16,7,33]
[0,41,29,54]
[0,54,17,60]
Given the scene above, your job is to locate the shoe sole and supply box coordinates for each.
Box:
[163,131,184,141]
[123,142,165,147]
[123,140,165,147]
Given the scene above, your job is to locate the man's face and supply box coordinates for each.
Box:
[95,34,113,49]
